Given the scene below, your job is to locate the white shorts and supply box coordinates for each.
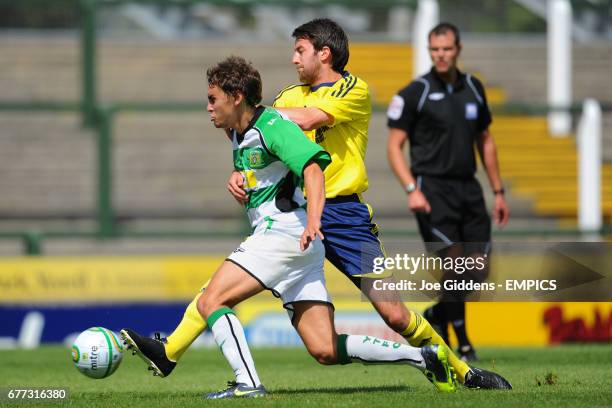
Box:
[226,217,332,310]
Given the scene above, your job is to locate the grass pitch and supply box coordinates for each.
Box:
[0,345,610,407]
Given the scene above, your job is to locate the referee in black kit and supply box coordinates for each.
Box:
[386,22,509,362]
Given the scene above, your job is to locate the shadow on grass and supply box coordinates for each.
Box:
[76,385,412,399]
[272,385,412,395]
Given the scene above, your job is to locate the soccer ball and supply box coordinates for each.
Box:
[72,327,124,379]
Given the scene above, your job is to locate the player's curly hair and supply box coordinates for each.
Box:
[206,56,262,107]
[292,18,349,73]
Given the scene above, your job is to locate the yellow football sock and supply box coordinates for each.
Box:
[165,290,207,362]
[402,311,470,383]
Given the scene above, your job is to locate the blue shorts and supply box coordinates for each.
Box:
[321,194,385,287]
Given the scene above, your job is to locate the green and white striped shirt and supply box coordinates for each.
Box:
[232,107,331,228]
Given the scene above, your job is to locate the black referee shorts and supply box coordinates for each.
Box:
[414,175,491,255]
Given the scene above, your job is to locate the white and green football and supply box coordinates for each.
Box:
[72,327,124,379]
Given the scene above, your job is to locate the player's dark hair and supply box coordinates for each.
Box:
[429,22,461,47]
[206,56,262,107]
[292,18,349,73]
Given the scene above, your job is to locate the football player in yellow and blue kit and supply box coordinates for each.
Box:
[232,18,509,390]
[271,48,375,289]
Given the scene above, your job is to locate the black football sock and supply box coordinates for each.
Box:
[445,301,471,348]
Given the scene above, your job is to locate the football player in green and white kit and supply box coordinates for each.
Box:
[122,56,456,399]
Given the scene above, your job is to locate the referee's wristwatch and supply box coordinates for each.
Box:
[404,182,417,194]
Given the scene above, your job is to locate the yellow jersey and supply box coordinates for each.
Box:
[273,72,371,198]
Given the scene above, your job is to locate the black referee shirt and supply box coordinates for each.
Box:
[387,68,492,178]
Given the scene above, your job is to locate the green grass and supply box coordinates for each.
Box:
[0,345,611,407]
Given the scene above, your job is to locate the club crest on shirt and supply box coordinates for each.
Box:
[465,102,478,120]
[248,148,265,168]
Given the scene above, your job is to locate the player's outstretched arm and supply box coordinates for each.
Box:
[276,107,333,131]
[300,161,325,251]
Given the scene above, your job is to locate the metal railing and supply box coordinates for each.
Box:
[0,99,610,255]
[1,0,610,254]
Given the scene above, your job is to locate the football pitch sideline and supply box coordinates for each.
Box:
[0,345,610,407]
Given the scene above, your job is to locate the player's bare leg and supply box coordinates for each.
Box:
[359,275,470,382]
[359,276,510,389]
[290,302,456,392]
[290,302,337,365]
[196,262,264,315]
